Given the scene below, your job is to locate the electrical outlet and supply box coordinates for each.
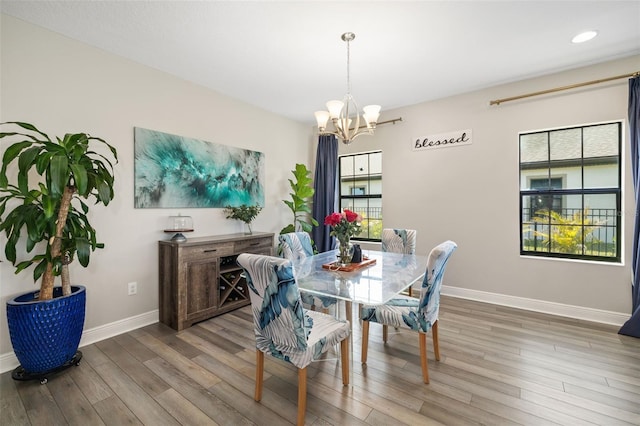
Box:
[127,281,137,296]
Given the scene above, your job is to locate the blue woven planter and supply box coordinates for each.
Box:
[7,285,86,374]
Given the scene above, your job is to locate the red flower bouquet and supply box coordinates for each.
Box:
[325,209,362,264]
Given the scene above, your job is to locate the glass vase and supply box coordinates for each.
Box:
[337,238,352,266]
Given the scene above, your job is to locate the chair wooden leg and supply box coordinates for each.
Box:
[255,350,264,401]
[432,320,440,361]
[419,332,429,384]
[383,324,388,343]
[297,367,307,426]
[361,320,369,363]
[340,338,349,385]
[345,301,352,324]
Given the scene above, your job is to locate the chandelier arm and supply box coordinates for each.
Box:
[320,117,403,141]
[330,119,347,141]
[321,124,372,144]
[351,127,372,140]
[321,129,341,139]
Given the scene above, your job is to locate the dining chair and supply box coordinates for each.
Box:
[382,228,418,295]
[360,240,457,384]
[381,228,417,254]
[277,231,314,261]
[236,253,351,426]
[278,232,336,312]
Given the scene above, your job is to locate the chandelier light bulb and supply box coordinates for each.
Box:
[314,110,330,131]
[326,100,344,119]
[362,105,381,128]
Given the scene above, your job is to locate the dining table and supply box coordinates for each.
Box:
[290,248,428,379]
[291,249,429,321]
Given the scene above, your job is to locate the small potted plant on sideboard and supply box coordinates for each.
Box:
[224,204,262,234]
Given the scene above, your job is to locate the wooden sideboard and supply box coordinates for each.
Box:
[158,232,274,331]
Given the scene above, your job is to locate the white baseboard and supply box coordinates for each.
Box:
[441,286,629,327]
[0,309,158,374]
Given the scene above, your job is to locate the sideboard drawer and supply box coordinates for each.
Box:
[234,236,273,254]
[182,243,234,261]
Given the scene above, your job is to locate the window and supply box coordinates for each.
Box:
[339,151,382,241]
[519,121,621,262]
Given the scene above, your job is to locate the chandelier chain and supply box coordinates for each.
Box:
[346,36,351,95]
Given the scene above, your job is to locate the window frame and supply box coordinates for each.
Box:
[519,121,622,263]
[338,150,382,242]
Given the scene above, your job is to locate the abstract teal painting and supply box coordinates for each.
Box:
[134,127,265,208]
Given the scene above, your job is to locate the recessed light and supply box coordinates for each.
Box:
[572,30,598,44]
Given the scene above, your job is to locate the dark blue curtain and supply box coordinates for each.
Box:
[619,75,640,338]
[311,135,338,252]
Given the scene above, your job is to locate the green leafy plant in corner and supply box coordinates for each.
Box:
[0,121,118,301]
[224,204,262,234]
[280,163,319,235]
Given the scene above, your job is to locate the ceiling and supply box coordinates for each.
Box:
[2,1,639,124]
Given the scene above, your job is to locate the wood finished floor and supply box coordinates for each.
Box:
[2,296,640,425]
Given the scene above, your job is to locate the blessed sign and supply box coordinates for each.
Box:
[413,129,472,151]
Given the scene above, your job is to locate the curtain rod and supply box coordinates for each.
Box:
[354,117,403,130]
[377,117,403,126]
[489,71,640,106]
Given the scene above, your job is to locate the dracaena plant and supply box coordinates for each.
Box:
[0,122,118,300]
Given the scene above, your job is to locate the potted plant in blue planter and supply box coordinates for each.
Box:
[0,121,117,383]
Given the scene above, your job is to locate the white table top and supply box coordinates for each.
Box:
[292,249,428,305]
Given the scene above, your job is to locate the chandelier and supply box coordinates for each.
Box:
[314,32,381,145]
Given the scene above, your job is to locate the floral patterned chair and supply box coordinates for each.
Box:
[236,253,351,426]
[277,231,314,260]
[381,228,417,255]
[360,240,457,384]
[382,228,418,295]
[278,232,337,312]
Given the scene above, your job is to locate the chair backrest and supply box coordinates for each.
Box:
[382,228,417,254]
[278,232,314,261]
[236,253,311,353]
[418,240,457,324]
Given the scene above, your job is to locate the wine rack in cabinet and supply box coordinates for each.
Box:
[219,256,247,307]
[158,232,273,331]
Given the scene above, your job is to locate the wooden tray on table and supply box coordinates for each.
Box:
[322,256,376,272]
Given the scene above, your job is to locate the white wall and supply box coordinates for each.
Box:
[337,55,639,317]
[0,15,313,356]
